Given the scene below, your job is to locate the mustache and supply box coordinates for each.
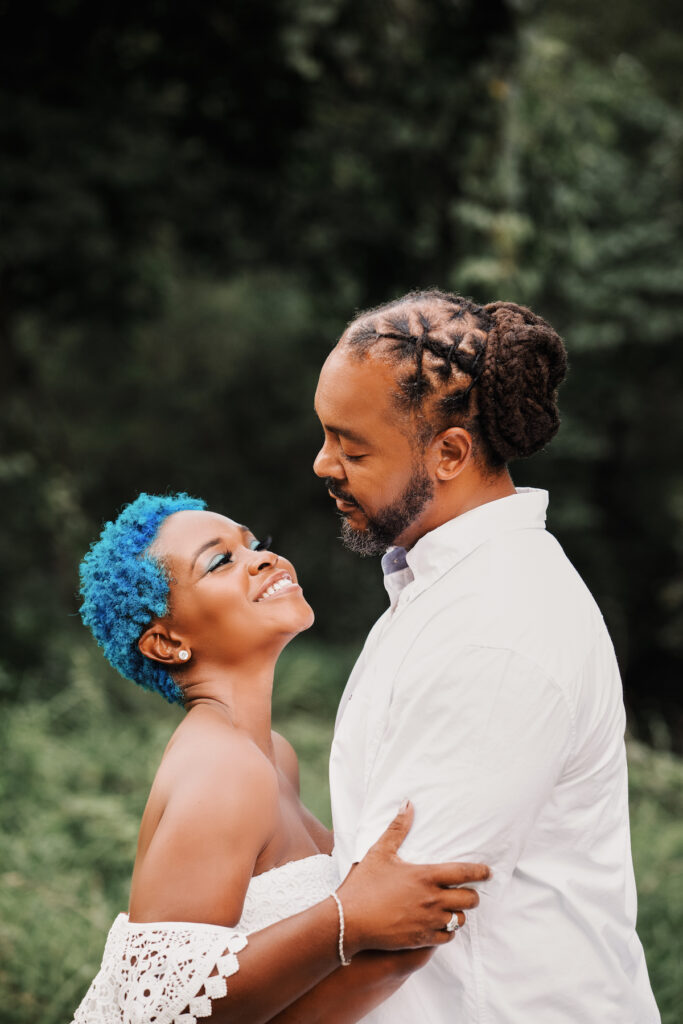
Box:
[324,478,359,507]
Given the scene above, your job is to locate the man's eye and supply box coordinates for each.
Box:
[207,551,233,572]
[250,535,273,552]
[341,451,365,462]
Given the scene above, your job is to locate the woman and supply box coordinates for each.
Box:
[72,492,488,1024]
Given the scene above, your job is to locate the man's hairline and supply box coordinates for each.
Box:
[335,336,507,471]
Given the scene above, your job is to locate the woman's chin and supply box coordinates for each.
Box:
[264,596,315,638]
[292,603,316,636]
[290,600,315,633]
[302,605,315,631]
[275,618,314,658]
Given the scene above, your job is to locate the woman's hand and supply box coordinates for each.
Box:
[337,800,489,956]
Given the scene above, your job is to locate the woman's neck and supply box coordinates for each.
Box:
[182,657,276,760]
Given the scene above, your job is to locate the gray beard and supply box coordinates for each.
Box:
[339,464,434,557]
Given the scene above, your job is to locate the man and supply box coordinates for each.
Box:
[313,290,659,1023]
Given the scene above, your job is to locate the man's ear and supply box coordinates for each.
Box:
[433,427,474,481]
[138,624,188,666]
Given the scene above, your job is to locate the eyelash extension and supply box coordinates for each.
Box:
[207,551,233,572]
[208,535,273,572]
[251,535,273,552]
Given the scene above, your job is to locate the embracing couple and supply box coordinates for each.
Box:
[72,290,659,1023]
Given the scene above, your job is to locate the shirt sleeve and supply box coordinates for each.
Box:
[351,642,575,899]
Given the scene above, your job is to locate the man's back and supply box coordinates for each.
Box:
[330,490,659,1023]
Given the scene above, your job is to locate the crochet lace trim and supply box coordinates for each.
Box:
[72,914,248,1024]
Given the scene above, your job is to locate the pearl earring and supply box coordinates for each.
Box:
[179,650,190,662]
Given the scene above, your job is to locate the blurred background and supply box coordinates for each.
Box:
[1,1,681,1021]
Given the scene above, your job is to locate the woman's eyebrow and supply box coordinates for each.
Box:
[191,526,253,570]
[191,538,222,569]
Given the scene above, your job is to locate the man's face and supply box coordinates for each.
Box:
[313,345,434,554]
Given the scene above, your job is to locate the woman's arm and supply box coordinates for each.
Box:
[266,948,435,1024]
[205,818,474,1024]
[205,893,356,1024]
[131,731,486,1024]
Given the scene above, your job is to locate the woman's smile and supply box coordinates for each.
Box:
[254,570,301,603]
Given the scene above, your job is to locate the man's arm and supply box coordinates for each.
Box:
[257,647,572,1024]
[350,643,574,893]
[260,646,570,1024]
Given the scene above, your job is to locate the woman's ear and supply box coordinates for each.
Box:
[433,426,474,481]
[138,624,190,666]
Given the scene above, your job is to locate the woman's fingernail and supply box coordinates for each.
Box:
[399,798,409,813]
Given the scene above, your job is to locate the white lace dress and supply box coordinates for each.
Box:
[71,853,339,1024]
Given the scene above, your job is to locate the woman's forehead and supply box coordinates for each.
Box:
[153,509,243,554]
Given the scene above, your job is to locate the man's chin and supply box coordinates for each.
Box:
[339,516,391,557]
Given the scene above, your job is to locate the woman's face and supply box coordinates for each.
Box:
[145,509,314,670]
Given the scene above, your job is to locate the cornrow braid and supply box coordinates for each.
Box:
[342,289,567,466]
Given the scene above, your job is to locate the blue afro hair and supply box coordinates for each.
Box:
[79,492,207,704]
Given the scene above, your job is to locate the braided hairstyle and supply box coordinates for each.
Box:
[343,289,568,467]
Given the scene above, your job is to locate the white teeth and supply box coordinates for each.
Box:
[256,575,293,602]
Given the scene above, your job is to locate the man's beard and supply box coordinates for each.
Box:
[328,464,434,557]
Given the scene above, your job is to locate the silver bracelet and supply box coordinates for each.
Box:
[330,891,352,967]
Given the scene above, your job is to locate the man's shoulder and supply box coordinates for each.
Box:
[443,526,602,625]
[406,530,613,689]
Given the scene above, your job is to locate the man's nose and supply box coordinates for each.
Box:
[313,443,344,479]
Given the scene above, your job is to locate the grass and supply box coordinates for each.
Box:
[1,640,680,1023]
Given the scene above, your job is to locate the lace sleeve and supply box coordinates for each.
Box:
[72,914,248,1024]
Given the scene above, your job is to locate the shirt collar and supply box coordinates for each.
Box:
[381,546,414,608]
[382,487,548,606]
[381,546,409,575]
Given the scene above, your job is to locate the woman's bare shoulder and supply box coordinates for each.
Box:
[159,708,279,807]
[131,710,279,924]
[271,730,300,793]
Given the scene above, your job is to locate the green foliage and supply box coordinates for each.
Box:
[0,649,173,1021]
[0,642,680,1023]
[2,0,682,740]
[628,742,683,1022]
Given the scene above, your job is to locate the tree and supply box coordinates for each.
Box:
[0,0,520,697]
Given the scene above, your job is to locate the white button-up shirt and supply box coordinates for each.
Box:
[330,488,659,1023]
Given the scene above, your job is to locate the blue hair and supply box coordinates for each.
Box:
[79,492,207,704]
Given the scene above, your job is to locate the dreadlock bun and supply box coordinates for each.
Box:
[477,301,568,463]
